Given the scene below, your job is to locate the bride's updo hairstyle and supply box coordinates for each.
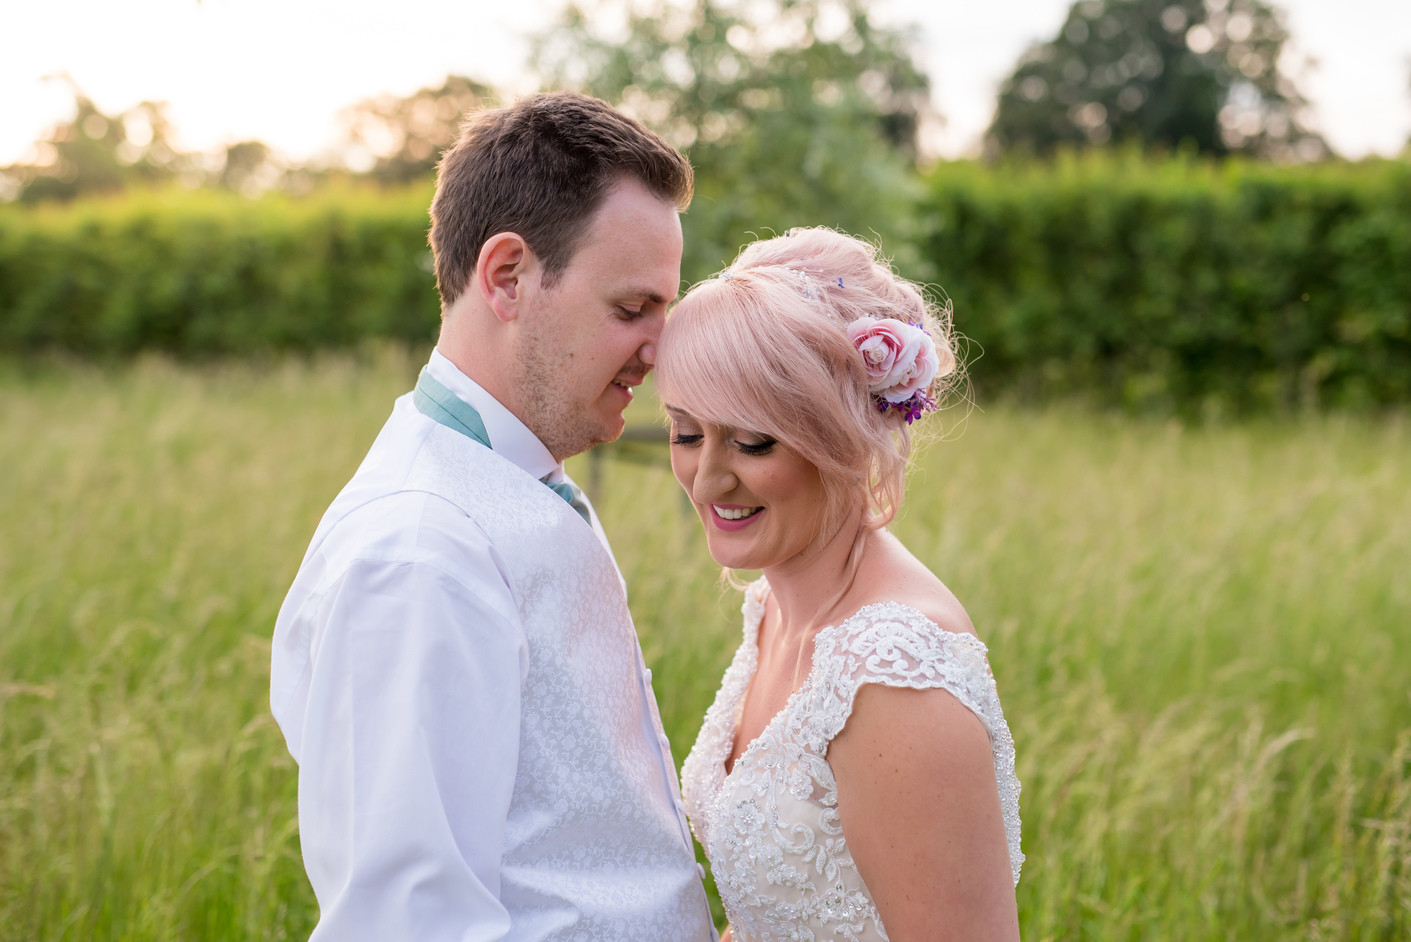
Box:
[657,227,962,532]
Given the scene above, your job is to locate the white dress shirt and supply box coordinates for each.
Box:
[271,350,715,941]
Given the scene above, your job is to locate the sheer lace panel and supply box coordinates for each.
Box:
[680,580,1023,942]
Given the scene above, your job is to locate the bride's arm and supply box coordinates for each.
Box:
[828,684,1019,941]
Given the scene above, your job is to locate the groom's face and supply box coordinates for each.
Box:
[512,177,683,461]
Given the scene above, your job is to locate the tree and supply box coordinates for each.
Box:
[0,74,497,202]
[530,0,937,282]
[986,0,1328,160]
[1405,59,1411,155]
[0,75,194,203]
[337,75,494,184]
[216,140,282,196]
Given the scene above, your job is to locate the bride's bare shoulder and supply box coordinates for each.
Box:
[849,530,978,640]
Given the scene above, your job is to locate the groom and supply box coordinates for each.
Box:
[270,92,716,941]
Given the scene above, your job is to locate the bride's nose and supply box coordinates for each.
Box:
[692,440,737,503]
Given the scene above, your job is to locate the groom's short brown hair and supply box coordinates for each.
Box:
[428,91,694,309]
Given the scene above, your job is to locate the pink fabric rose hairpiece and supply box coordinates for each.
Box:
[846,316,945,423]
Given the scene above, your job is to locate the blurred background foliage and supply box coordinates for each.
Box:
[1,0,1407,411]
[986,0,1328,160]
[531,0,933,277]
[335,75,496,186]
[0,74,197,204]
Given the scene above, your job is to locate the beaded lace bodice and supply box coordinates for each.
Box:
[680,580,1023,942]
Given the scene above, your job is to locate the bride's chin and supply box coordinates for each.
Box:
[707,549,751,570]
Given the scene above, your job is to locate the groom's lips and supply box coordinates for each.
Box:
[606,379,636,410]
[610,371,647,405]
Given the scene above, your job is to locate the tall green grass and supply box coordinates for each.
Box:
[1,351,1406,940]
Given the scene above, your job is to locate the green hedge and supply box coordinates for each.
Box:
[919,154,1411,410]
[0,185,441,356]
[2,158,1408,408]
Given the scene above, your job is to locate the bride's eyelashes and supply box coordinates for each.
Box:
[669,432,777,456]
[734,438,776,456]
[668,413,776,455]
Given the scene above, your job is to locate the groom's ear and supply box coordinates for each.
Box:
[475,232,535,323]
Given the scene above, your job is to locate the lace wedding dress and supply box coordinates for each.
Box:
[680,579,1023,942]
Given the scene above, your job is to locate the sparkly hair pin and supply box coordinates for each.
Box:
[789,267,820,300]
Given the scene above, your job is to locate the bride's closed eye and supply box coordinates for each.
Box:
[666,409,776,455]
[668,415,704,446]
[669,432,773,455]
[734,437,776,456]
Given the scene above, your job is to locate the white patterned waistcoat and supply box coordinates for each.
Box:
[407,428,712,937]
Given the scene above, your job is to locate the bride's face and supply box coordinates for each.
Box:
[666,405,829,572]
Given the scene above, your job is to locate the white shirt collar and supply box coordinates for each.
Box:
[427,348,561,483]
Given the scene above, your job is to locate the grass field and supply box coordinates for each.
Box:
[1,349,1407,940]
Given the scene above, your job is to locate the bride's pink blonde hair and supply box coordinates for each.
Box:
[657,227,962,532]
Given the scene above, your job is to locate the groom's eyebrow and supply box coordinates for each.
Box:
[623,285,675,305]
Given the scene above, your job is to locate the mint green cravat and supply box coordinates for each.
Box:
[542,477,593,524]
[412,367,591,524]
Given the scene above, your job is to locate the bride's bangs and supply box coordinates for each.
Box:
[659,280,789,440]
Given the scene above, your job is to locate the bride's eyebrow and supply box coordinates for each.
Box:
[663,407,770,442]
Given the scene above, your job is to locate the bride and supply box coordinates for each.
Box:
[658,228,1023,941]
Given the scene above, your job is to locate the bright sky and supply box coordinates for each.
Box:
[3,0,1408,167]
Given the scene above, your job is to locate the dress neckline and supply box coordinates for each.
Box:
[720,579,983,781]
[722,583,808,779]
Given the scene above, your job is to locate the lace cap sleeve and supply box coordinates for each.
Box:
[802,601,1025,883]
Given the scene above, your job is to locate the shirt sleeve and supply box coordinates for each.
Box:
[290,526,527,941]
